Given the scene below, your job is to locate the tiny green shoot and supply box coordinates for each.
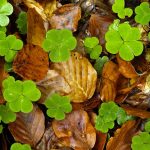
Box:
[112,0,133,19]
[84,37,102,59]
[105,21,143,61]
[16,11,27,34]
[10,143,32,150]
[42,29,77,62]
[0,0,13,26]
[94,56,109,75]
[3,76,41,113]
[0,34,23,62]
[0,124,3,134]
[45,93,72,120]
[135,2,150,25]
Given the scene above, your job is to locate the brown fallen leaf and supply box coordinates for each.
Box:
[52,110,96,150]
[50,52,97,103]
[100,78,116,102]
[27,8,48,47]
[49,4,81,32]
[9,105,45,147]
[36,125,60,150]
[13,44,49,81]
[121,104,150,119]
[93,131,107,150]
[102,61,120,83]
[0,58,8,104]
[0,134,7,150]
[37,69,71,104]
[117,55,139,79]
[88,14,114,45]
[106,120,140,150]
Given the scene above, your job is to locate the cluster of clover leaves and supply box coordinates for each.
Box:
[131,120,150,150]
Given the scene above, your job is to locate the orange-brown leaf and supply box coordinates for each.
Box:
[13,44,49,81]
[9,105,45,147]
[102,61,120,83]
[27,8,47,47]
[49,4,81,32]
[121,104,150,119]
[106,120,140,150]
[117,55,138,79]
[100,78,116,102]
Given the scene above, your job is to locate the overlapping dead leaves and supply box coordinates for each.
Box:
[3,0,150,150]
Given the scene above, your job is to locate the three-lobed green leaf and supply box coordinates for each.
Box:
[45,93,72,120]
[112,0,133,19]
[84,37,102,60]
[16,11,27,34]
[0,0,13,26]
[10,143,31,150]
[105,22,143,61]
[0,34,23,62]
[135,2,150,25]
[42,29,77,62]
[3,76,41,113]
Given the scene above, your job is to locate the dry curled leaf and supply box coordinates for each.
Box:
[121,104,150,119]
[13,44,49,81]
[50,52,97,103]
[117,55,139,79]
[52,110,96,150]
[100,61,120,101]
[37,69,71,104]
[106,120,140,150]
[9,105,45,147]
[49,4,81,32]
[88,14,113,45]
[100,78,116,102]
[102,61,120,83]
[27,8,48,46]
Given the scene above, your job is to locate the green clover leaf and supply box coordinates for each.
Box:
[16,11,27,34]
[95,101,132,133]
[0,104,16,123]
[84,37,102,60]
[135,2,150,25]
[0,35,23,62]
[45,93,72,120]
[112,0,133,19]
[105,22,143,61]
[95,116,114,133]
[42,29,77,62]
[0,1,13,26]
[3,76,41,113]
[10,143,31,150]
[94,56,109,75]
[145,120,150,133]
[132,132,150,150]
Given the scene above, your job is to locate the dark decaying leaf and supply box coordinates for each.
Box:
[106,120,140,150]
[117,55,139,79]
[8,105,45,147]
[39,52,97,103]
[52,110,96,150]
[13,44,49,81]
[27,8,48,47]
[88,14,113,45]
[0,134,7,150]
[121,104,150,119]
[49,4,81,32]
